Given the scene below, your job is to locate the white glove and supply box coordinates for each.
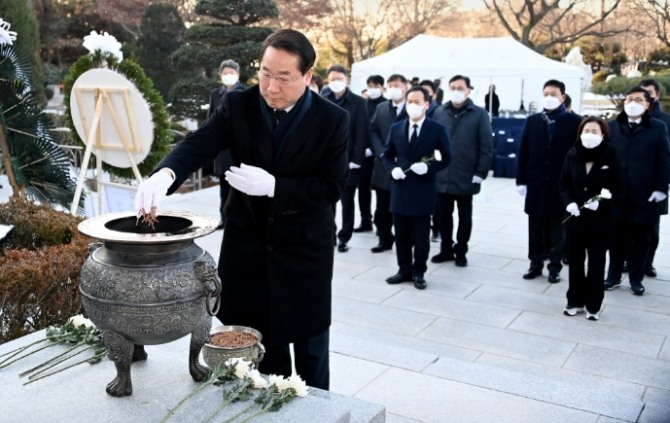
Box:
[517,185,527,197]
[566,202,580,217]
[225,163,275,197]
[472,175,484,184]
[648,191,668,202]
[134,169,174,214]
[391,167,406,180]
[410,162,428,175]
[365,148,374,157]
[584,199,599,211]
[349,162,361,170]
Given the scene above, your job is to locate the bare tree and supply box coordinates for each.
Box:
[483,0,624,54]
[633,0,670,49]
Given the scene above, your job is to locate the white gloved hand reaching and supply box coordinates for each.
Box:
[410,162,428,175]
[648,191,668,202]
[566,202,580,217]
[134,169,174,214]
[349,162,361,169]
[225,163,276,197]
[517,185,527,197]
[584,200,599,211]
[365,148,374,157]
[472,175,484,184]
[391,167,406,180]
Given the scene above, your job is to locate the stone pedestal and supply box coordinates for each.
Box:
[0,330,385,423]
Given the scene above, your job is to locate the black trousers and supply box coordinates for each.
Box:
[373,188,394,245]
[646,221,660,269]
[219,178,230,223]
[357,157,374,224]
[608,220,654,284]
[436,193,473,256]
[566,228,607,313]
[528,215,563,273]
[258,329,330,390]
[337,185,357,243]
[393,213,431,277]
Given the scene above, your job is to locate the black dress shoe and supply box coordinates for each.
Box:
[522,268,542,280]
[337,242,349,253]
[431,252,454,263]
[630,282,645,296]
[646,266,657,278]
[548,272,561,283]
[386,273,413,284]
[455,255,468,267]
[353,223,373,233]
[604,278,621,290]
[413,276,427,290]
[371,243,393,253]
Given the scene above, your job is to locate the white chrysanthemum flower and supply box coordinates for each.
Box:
[225,357,252,379]
[246,369,268,388]
[268,374,289,391]
[599,188,612,200]
[68,314,95,328]
[286,374,309,397]
[434,150,442,162]
[0,18,17,45]
[82,30,123,62]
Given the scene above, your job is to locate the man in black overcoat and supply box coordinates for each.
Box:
[605,87,670,295]
[135,29,349,390]
[516,79,581,284]
[324,64,368,252]
[369,74,409,252]
[207,59,246,230]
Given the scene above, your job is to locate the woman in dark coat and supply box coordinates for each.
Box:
[559,116,623,320]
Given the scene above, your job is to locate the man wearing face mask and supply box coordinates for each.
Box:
[324,64,369,252]
[354,75,387,234]
[639,79,670,278]
[208,59,247,230]
[431,75,493,267]
[516,79,582,284]
[369,74,409,253]
[605,87,670,295]
[382,86,451,289]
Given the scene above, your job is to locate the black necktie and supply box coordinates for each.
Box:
[275,109,288,125]
[629,122,638,132]
[392,105,398,117]
[410,124,418,144]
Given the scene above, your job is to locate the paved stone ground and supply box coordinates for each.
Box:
[2,173,669,422]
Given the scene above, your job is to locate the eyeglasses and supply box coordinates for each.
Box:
[258,70,301,86]
[625,97,647,104]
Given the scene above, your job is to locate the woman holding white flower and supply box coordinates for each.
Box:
[559,116,623,320]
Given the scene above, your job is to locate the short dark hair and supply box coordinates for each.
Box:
[259,29,316,75]
[543,79,566,95]
[564,94,572,108]
[367,75,384,86]
[626,86,653,103]
[640,78,661,96]
[311,73,324,92]
[387,74,407,84]
[449,74,472,89]
[576,116,610,144]
[419,79,436,93]
[407,85,430,102]
[326,64,348,77]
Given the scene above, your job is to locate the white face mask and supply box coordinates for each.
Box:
[387,87,404,101]
[624,102,646,118]
[580,133,603,149]
[222,74,239,86]
[406,104,425,120]
[328,80,347,94]
[367,87,382,99]
[542,95,562,111]
[448,90,466,104]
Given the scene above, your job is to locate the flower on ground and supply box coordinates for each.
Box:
[246,369,268,389]
[230,357,253,380]
[82,31,123,62]
[67,314,95,329]
[285,374,309,397]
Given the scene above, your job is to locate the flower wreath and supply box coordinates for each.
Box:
[63,32,172,180]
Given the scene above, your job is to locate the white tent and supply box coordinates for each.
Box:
[350,35,585,114]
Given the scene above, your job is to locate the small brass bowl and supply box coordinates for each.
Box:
[202,325,265,369]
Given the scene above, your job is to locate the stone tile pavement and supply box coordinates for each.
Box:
[2,173,669,422]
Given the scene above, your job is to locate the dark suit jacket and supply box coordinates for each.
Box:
[370,100,408,190]
[157,86,349,344]
[208,83,246,174]
[608,112,670,225]
[382,118,451,216]
[649,101,670,215]
[516,109,582,218]
[325,88,369,186]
